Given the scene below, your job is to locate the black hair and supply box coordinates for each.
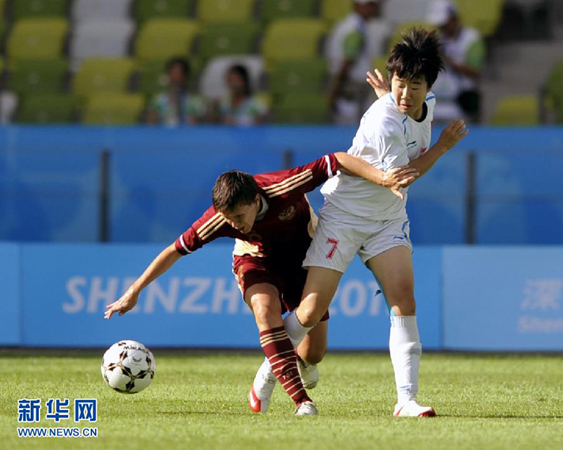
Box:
[166,57,190,78]
[386,28,444,88]
[228,64,252,97]
[212,170,259,212]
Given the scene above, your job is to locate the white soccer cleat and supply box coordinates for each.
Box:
[294,401,319,416]
[297,358,319,389]
[393,400,436,418]
[248,358,277,414]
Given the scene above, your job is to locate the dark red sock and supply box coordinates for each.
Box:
[259,326,311,406]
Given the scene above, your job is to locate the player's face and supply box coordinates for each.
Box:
[222,194,261,234]
[391,74,429,119]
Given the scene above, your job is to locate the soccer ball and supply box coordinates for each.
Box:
[101,340,155,394]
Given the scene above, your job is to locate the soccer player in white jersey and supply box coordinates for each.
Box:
[279,28,468,417]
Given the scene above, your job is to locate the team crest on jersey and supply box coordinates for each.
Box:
[245,231,262,241]
[278,206,296,221]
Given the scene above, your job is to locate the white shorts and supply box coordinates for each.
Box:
[303,202,412,273]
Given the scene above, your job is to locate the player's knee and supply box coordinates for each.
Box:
[250,298,281,326]
[297,307,323,328]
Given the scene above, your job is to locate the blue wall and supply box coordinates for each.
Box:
[1,125,563,245]
[2,241,562,351]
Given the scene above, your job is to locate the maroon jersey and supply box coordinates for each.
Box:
[174,154,338,257]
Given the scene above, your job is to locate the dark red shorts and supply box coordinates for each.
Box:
[233,254,329,321]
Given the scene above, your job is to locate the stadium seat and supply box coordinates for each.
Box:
[386,22,436,52]
[17,94,76,123]
[82,93,145,125]
[274,92,330,124]
[261,0,317,23]
[269,59,327,96]
[136,0,193,23]
[138,57,202,97]
[199,22,259,61]
[8,59,68,94]
[72,0,133,22]
[70,19,135,70]
[321,0,352,24]
[382,0,432,25]
[453,0,505,37]
[7,19,68,61]
[73,58,135,99]
[11,0,69,20]
[135,19,200,62]
[490,95,539,126]
[544,61,563,123]
[197,0,255,23]
[199,54,263,100]
[262,19,327,67]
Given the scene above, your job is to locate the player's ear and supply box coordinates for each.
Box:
[255,193,261,203]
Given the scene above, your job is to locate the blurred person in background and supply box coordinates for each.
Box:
[427,0,485,123]
[326,0,391,125]
[211,64,268,126]
[146,57,206,126]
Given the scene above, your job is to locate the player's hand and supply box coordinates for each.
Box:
[366,69,390,99]
[104,288,139,319]
[436,119,469,152]
[383,167,419,200]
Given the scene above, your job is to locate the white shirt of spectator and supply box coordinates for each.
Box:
[321,92,436,221]
[325,12,391,83]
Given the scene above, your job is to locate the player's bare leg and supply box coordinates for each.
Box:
[295,321,328,389]
[246,283,315,414]
[283,267,342,348]
[367,246,436,417]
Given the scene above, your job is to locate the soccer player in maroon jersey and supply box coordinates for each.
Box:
[104,153,417,415]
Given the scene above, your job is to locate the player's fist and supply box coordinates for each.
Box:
[104,288,139,319]
[436,119,469,152]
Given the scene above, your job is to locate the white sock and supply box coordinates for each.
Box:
[389,315,422,406]
[283,310,313,348]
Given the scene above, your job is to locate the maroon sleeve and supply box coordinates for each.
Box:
[174,206,233,255]
[255,154,338,197]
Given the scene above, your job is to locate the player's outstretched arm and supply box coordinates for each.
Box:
[408,119,468,178]
[104,244,182,319]
[334,152,418,199]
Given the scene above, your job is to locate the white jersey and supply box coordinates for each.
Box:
[321,92,436,221]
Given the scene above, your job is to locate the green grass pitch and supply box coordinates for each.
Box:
[1,351,562,450]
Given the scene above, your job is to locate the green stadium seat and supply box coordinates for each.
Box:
[197,0,255,23]
[261,0,316,23]
[8,59,68,94]
[490,95,539,126]
[274,92,330,124]
[83,93,145,125]
[135,0,193,23]
[199,22,259,61]
[7,18,68,61]
[270,59,327,96]
[321,0,352,24]
[544,61,563,123]
[387,22,436,53]
[17,94,76,123]
[454,0,504,37]
[73,58,135,99]
[135,19,200,62]
[137,58,202,97]
[11,0,69,20]
[262,19,327,67]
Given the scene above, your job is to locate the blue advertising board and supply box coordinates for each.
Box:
[18,243,442,350]
[0,243,20,344]
[443,247,563,351]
